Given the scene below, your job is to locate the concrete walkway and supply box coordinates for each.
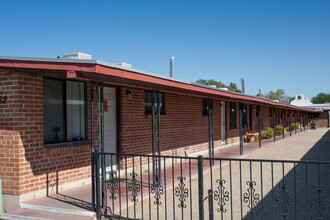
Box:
[1,128,329,220]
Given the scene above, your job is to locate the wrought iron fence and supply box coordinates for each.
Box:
[93,152,330,220]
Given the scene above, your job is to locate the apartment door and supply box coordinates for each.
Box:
[221,101,226,145]
[104,87,117,170]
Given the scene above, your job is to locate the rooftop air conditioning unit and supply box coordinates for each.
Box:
[63,52,92,60]
[115,62,132,68]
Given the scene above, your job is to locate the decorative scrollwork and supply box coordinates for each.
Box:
[151,175,164,205]
[243,181,260,214]
[310,186,329,220]
[175,176,189,208]
[274,184,293,218]
[128,172,141,203]
[106,171,118,200]
[214,179,230,213]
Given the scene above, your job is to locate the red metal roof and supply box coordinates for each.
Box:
[0,57,316,112]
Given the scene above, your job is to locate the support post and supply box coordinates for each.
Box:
[208,98,214,166]
[295,111,297,134]
[157,91,161,183]
[211,99,214,162]
[282,109,285,139]
[239,103,243,155]
[151,90,156,183]
[307,113,309,130]
[99,82,105,208]
[300,112,302,132]
[198,156,204,220]
[273,108,276,142]
[289,111,292,136]
[258,105,261,148]
[208,99,212,165]
[90,81,95,211]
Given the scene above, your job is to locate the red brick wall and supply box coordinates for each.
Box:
[0,70,315,198]
[0,71,93,196]
[119,87,222,157]
[312,111,329,128]
[0,71,22,195]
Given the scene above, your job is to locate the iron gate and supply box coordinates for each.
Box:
[92,152,330,220]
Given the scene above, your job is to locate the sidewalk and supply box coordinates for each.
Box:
[0,128,314,220]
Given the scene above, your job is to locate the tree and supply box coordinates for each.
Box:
[228,82,242,93]
[311,93,330,104]
[258,89,290,103]
[196,79,242,93]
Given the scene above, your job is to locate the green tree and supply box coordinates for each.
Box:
[260,89,290,103]
[228,82,242,93]
[311,93,330,104]
[196,79,241,93]
[265,89,286,102]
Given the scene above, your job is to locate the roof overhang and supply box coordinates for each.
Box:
[0,56,317,112]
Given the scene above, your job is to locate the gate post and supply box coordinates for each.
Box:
[208,189,214,220]
[198,156,204,220]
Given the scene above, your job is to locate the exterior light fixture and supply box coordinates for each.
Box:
[126,90,132,97]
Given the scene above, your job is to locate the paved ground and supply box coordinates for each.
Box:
[1,128,329,220]
[118,128,330,220]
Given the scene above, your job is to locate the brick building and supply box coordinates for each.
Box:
[0,53,316,211]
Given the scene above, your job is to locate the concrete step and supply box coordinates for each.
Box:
[0,204,96,220]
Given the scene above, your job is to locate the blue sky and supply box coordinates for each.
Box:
[1,0,329,100]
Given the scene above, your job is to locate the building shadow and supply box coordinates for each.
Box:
[243,130,330,220]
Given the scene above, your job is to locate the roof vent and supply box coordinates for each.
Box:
[63,52,92,60]
[115,62,132,68]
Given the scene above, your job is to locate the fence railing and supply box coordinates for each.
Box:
[93,152,330,220]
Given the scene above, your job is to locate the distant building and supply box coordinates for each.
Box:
[291,94,330,127]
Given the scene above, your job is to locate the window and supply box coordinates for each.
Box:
[145,91,165,114]
[229,102,237,129]
[269,108,273,117]
[43,78,86,144]
[202,98,208,115]
[312,113,320,119]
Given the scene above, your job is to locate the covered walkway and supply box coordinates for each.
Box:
[1,127,321,220]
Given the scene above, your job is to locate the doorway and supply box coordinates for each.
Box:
[103,87,117,171]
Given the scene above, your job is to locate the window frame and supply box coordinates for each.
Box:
[43,77,87,145]
[229,102,237,129]
[144,90,165,115]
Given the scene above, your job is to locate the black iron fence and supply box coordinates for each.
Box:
[93,152,330,220]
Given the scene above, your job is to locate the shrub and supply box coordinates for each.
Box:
[275,125,283,136]
[287,123,299,131]
[261,127,274,139]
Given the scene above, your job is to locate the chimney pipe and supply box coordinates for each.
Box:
[259,88,262,97]
[170,56,174,78]
[241,78,245,94]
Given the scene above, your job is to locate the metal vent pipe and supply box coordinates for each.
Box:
[170,56,174,78]
[241,78,245,94]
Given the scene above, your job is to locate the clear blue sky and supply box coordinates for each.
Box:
[1,0,329,100]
